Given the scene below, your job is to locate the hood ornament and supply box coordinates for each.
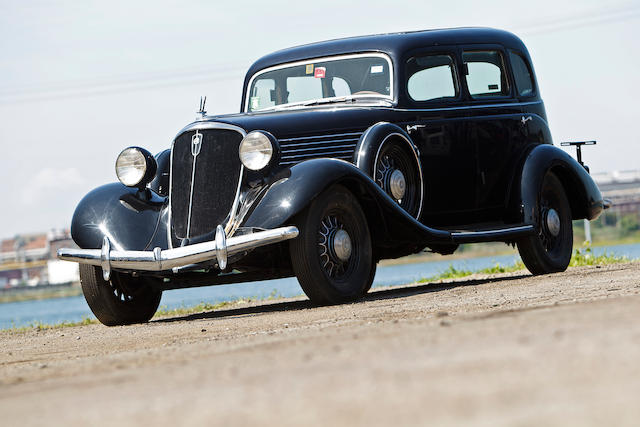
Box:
[196,96,207,121]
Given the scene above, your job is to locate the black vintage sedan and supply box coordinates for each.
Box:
[59,28,605,326]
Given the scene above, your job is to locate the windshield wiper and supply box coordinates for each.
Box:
[255,95,392,112]
[299,96,357,107]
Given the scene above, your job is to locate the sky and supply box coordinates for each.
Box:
[0,0,639,238]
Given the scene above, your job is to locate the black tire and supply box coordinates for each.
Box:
[290,185,375,304]
[373,138,422,218]
[517,172,573,275]
[79,264,162,326]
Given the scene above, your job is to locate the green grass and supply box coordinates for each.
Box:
[152,288,283,318]
[417,244,630,284]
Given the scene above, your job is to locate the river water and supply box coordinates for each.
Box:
[2,243,639,329]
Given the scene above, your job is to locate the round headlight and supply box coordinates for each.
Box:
[115,147,156,188]
[239,131,274,171]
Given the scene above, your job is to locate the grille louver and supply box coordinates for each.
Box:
[278,131,363,166]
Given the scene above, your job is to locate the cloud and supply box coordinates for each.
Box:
[21,167,84,205]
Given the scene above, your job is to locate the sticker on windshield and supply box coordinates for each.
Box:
[370,65,384,74]
[306,64,314,74]
[250,96,260,110]
[314,67,326,78]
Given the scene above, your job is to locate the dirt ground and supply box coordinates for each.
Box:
[2,263,640,427]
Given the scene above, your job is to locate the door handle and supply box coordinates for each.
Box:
[521,116,532,125]
[407,124,426,133]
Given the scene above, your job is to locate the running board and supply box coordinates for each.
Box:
[450,225,535,243]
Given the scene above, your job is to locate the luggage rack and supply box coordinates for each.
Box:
[560,140,596,170]
[561,140,611,211]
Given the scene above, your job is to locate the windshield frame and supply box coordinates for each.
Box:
[243,52,395,112]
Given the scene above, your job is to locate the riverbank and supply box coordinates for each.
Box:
[4,247,631,332]
[5,236,637,305]
[0,283,82,304]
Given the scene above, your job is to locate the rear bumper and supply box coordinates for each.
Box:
[57,225,299,280]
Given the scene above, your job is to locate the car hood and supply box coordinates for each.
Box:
[191,107,394,139]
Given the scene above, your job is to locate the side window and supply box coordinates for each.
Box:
[509,51,535,97]
[462,50,509,98]
[406,54,457,101]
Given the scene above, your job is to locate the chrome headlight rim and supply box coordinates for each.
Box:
[238,131,279,171]
[115,146,157,189]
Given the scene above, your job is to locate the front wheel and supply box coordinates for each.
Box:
[290,185,375,304]
[79,264,162,326]
[517,172,573,275]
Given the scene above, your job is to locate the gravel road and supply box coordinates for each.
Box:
[2,263,640,427]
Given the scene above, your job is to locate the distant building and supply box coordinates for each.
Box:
[0,229,79,288]
[593,170,640,220]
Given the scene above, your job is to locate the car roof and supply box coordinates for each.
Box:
[245,27,528,78]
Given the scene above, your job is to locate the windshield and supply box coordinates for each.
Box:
[245,53,393,112]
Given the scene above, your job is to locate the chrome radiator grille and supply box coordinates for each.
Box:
[170,129,243,243]
[278,131,363,166]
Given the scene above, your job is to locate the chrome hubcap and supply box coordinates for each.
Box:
[545,208,561,237]
[318,216,352,277]
[389,169,406,200]
[332,229,352,262]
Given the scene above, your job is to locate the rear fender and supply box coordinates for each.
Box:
[71,183,168,251]
[513,145,604,225]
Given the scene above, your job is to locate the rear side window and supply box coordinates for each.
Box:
[509,51,535,97]
[462,50,509,98]
[406,54,458,101]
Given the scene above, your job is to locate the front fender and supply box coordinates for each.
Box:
[353,122,414,171]
[243,158,450,246]
[517,145,604,224]
[71,183,168,251]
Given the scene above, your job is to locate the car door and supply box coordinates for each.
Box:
[460,46,524,215]
[398,48,477,225]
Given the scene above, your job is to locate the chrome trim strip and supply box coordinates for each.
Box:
[168,121,247,248]
[58,226,299,272]
[280,138,361,147]
[450,225,534,237]
[281,149,356,160]
[279,132,364,142]
[173,121,247,142]
[355,125,376,169]
[373,132,424,221]
[185,139,199,238]
[281,143,358,154]
[244,53,395,112]
[392,100,543,113]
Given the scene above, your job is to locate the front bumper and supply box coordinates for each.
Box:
[57,225,299,280]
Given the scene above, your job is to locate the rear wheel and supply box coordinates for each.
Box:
[290,185,375,304]
[517,172,573,275]
[79,264,162,326]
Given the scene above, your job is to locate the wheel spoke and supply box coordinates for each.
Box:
[317,214,353,278]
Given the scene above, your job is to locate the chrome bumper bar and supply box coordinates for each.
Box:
[57,225,299,280]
